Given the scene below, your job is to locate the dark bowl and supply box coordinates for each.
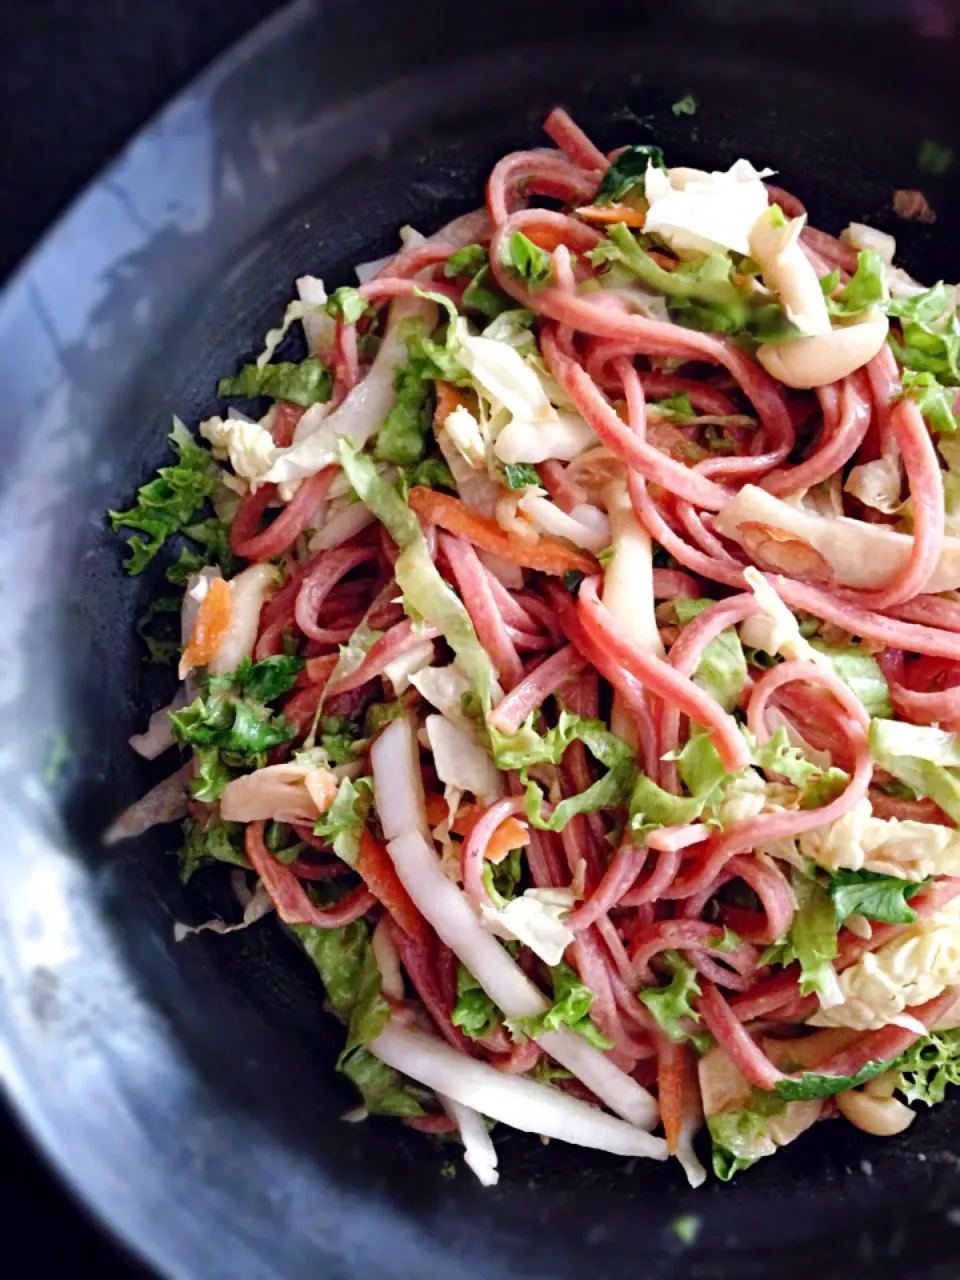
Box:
[2,2,960,1277]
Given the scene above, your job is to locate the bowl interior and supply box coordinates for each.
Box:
[2,3,960,1277]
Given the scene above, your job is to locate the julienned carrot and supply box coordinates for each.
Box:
[575,204,646,228]
[407,487,598,577]
[657,1039,687,1155]
[434,380,470,425]
[422,794,529,861]
[179,577,232,677]
[356,827,430,944]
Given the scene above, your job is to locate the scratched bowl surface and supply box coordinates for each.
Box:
[1,2,960,1277]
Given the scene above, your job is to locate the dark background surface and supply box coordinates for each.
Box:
[0,2,286,1272]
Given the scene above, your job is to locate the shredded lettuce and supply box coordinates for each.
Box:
[674,597,747,712]
[178,817,248,882]
[760,871,840,1002]
[315,714,363,766]
[886,282,950,325]
[772,1058,894,1101]
[110,420,220,574]
[313,775,375,867]
[294,918,425,1116]
[169,656,303,799]
[375,359,434,465]
[894,1028,960,1105]
[889,312,960,386]
[217,355,333,407]
[896,369,959,433]
[708,1090,786,1180]
[490,708,634,772]
[825,868,924,926]
[671,95,697,117]
[809,640,892,718]
[444,244,489,278]
[498,231,553,291]
[503,462,541,489]
[523,757,637,832]
[822,250,888,317]
[594,144,666,204]
[506,960,613,1050]
[589,224,799,341]
[869,719,960,824]
[637,950,710,1050]
[451,963,503,1039]
[326,286,373,325]
[339,438,498,708]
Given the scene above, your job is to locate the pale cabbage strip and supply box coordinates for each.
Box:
[438,1094,500,1187]
[372,1023,667,1160]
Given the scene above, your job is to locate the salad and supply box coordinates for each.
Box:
[109,106,960,1187]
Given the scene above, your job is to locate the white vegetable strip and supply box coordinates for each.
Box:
[209,563,279,674]
[372,1023,667,1159]
[517,492,610,552]
[129,686,190,759]
[438,1094,500,1186]
[603,481,663,658]
[103,764,191,844]
[265,297,437,481]
[425,714,503,801]
[308,501,376,551]
[716,483,960,593]
[384,828,659,1128]
[370,716,430,842]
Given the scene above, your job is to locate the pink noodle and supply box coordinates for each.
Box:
[577,575,751,773]
[567,843,645,932]
[653,568,702,599]
[762,369,872,498]
[295,545,382,643]
[628,918,751,985]
[486,645,585,735]
[630,475,747,588]
[840,398,945,610]
[358,276,461,306]
[389,920,476,1054]
[619,848,683,908]
[697,982,784,1090]
[441,533,524,688]
[230,468,334,562]
[878,649,960,727]
[747,659,871,738]
[774,575,960,659]
[461,797,529,911]
[894,595,960,633]
[324,619,440,699]
[486,151,599,226]
[542,106,608,172]
[245,822,375,926]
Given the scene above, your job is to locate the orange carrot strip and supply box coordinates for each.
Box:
[657,1040,687,1155]
[305,654,339,686]
[434,380,469,425]
[575,204,646,228]
[423,792,448,825]
[179,577,232,677]
[407,487,598,577]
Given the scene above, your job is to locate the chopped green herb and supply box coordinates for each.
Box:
[503,462,540,489]
[326,286,373,325]
[669,1214,700,1245]
[499,231,553,291]
[594,144,666,204]
[671,95,697,118]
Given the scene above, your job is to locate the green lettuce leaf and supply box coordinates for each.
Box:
[178,817,248,882]
[810,640,892,717]
[170,656,303,798]
[594,144,666,204]
[896,369,959,433]
[506,960,612,1050]
[674,597,747,712]
[825,868,924,925]
[671,95,697,117]
[444,244,489,278]
[523,757,637,831]
[650,392,696,423]
[708,1089,787,1180]
[339,438,497,707]
[750,728,849,808]
[761,872,839,1001]
[889,312,960,386]
[109,419,220,574]
[401,456,456,491]
[136,595,180,664]
[316,714,363,766]
[503,462,541,490]
[490,707,634,772]
[217,355,333,407]
[451,964,502,1039]
[637,949,708,1048]
[498,231,553,291]
[375,358,434,465]
[294,918,425,1116]
[887,282,950,325]
[326,286,373,325]
[893,1027,960,1105]
[773,1057,894,1101]
[869,718,960,823]
[823,250,888,317]
[313,775,375,867]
